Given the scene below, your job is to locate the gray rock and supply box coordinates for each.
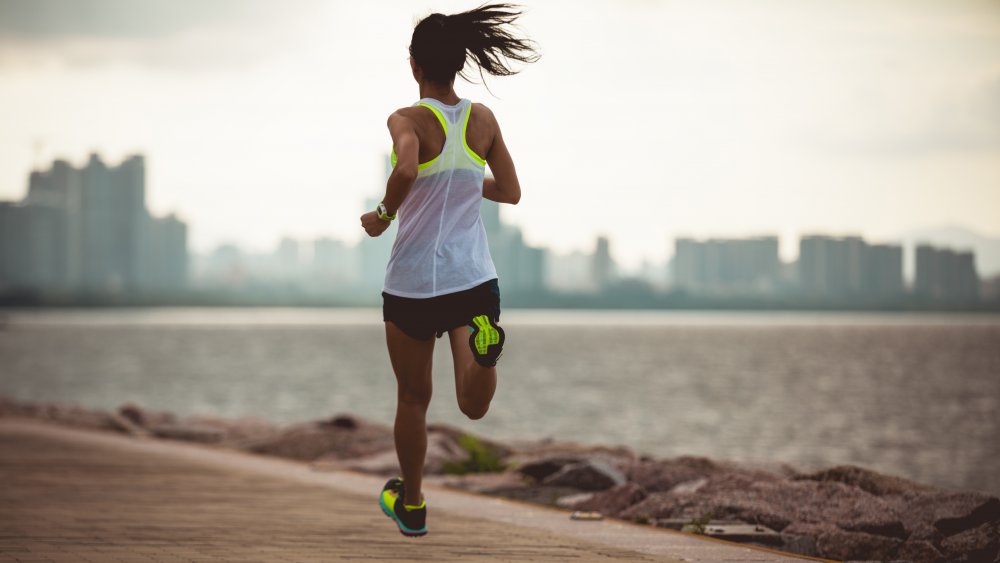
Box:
[884,490,1000,540]
[244,417,394,462]
[779,532,819,557]
[426,423,512,459]
[107,411,151,437]
[621,478,905,538]
[542,458,627,491]
[894,539,943,563]
[181,414,279,446]
[814,527,904,562]
[117,402,178,428]
[796,465,935,497]
[504,441,635,478]
[624,456,722,492]
[939,519,1000,562]
[117,402,147,426]
[515,456,582,482]
[151,422,224,443]
[569,482,647,517]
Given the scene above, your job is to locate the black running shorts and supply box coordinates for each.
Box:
[382,278,501,341]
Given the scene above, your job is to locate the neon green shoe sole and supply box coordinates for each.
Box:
[468,314,505,366]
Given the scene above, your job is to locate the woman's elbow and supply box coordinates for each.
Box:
[392,164,418,184]
[507,191,521,205]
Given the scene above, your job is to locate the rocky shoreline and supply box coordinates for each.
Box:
[1,396,997,562]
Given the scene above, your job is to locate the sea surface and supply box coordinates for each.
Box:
[1,308,997,494]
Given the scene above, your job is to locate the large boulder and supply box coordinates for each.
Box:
[542,458,627,491]
[795,464,934,496]
[569,482,648,517]
[938,519,1000,562]
[504,440,635,476]
[243,415,394,462]
[180,413,279,447]
[884,490,1000,541]
[894,539,944,563]
[426,423,512,459]
[815,527,905,562]
[515,456,582,482]
[623,456,722,492]
[117,402,177,429]
[621,477,905,538]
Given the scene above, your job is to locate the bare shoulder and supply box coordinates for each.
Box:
[386,107,420,129]
[471,102,498,126]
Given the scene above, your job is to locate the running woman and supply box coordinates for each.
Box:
[359,3,538,538]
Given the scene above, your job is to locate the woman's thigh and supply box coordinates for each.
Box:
[385,321,435,404]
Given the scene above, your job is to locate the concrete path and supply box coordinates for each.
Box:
[0,417,816,562]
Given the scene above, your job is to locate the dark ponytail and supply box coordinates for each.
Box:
[409,3,540,84]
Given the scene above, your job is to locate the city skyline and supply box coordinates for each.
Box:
[8,148,1000,279]
[1,1,999,269]
[2,150,993,308]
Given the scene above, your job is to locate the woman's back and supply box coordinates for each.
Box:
[383,97,497,298]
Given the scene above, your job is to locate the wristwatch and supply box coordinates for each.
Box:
[376,201,397,222]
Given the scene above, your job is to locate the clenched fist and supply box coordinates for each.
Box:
[360,211,391,237]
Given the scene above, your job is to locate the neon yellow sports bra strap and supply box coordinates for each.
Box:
[462,103,487,166]
[416,103,447,135]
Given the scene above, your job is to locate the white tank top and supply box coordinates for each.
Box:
[383,97,498,298]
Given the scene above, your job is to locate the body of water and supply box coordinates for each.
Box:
[1,308,997,494]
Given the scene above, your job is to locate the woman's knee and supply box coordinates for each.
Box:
[459,399,489,420]
[398,384,432,409]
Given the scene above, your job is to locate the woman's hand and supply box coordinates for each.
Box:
[360,211,391,237]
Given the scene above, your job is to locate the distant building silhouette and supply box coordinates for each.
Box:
[914,244,979,302]
[142,214,188,292]
[798,235,903,299]
[0,153,188,295]
[481,199,545,294]
[674,236,780,296]
[592,236,614,290]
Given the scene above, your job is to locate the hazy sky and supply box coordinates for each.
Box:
[1,0,998,267]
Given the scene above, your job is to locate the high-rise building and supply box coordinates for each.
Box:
[798,235,903,300]
[593,236,614,290]
[673,236,780,295]
[1,153,188,296]
[479,199,544,294]
[865,244,904,298]
[915,244,979,302]
[141,214,188,293]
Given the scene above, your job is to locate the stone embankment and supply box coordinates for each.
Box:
[2,395,997,562]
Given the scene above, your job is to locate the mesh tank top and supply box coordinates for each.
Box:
[383,97,498,298]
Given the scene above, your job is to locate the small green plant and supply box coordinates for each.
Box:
[680,512,713,534]
[443,434,506,475]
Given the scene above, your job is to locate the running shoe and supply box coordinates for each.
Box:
[378,477,427,537]
[468,314,505,367]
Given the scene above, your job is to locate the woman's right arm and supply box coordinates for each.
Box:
[482,111,521,205]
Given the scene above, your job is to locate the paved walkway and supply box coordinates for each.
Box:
[0,417,814,562]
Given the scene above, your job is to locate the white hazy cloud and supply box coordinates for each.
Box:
[0,0,998,267]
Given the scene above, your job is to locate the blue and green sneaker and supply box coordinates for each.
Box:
[378,478,427,537]
[468,314,505,367]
